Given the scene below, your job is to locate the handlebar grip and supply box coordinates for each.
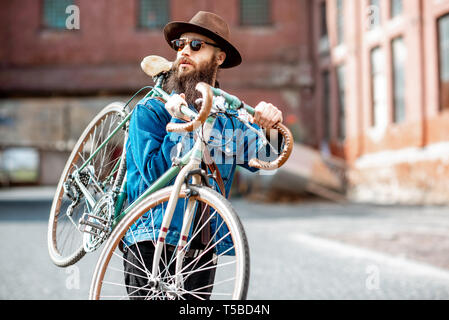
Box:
[166,82,213,133]
[248,122,294,170]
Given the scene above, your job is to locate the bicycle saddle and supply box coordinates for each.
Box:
[141,55,173,77]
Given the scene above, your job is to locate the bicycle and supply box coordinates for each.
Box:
[47,55,293,300]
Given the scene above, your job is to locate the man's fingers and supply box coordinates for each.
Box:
[254,109,262,126]
[165,93,188,118]
[270,108,282,127]
[255,101,282,128]
[253,102,265,127]
[261,103,274,128]
[251,101,283,128]
[266,106,278,128]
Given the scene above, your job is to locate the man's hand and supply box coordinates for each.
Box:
[165,93,189,120]
[251,101,283,128]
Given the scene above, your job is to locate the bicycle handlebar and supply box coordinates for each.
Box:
[150,78,293,170]
[165,82,213,133]
[247,121,294,170]
[209,87,294,170]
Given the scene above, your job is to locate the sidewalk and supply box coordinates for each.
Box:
[0,186,56,202]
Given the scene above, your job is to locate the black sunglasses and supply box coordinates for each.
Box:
[171,38,220,52]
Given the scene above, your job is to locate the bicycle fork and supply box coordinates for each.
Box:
[150,160,201,290]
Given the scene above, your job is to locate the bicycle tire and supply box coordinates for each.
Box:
[89,185,250,300]
[48,102,127,267]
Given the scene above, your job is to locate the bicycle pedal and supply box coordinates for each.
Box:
[84,213,109,224]
[78,214,109,234]
[79,227,101,237]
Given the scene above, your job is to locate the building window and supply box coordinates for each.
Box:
[337,65,346,140]
[368,0,381,30]
[336,0,344,45]
[390,0,403,19]
[42,0,73,29]
[320,1,328,39]
[138,0,169,29]
[392,37,406,123]
[240,0,271,26]
[370,46,386,127]
[322,70,331,141]
[318,1,330,55]
[438,14,449,111]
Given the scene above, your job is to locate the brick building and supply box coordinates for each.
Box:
[1,0,449,205]
[318,0,449,204]
[0,0,314,185]
[0,0,314,120]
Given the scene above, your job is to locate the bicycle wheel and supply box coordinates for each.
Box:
[48,102,127,267]
[89,185,250,300]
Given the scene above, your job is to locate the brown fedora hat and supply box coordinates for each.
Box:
[163,11,242,69]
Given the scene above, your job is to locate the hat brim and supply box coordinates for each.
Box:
[164,21,242,69]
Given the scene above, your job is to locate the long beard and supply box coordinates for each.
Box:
[163,57,219,109]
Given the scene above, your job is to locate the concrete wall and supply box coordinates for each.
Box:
[0,96,128,185]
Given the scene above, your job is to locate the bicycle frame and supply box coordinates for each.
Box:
[70,75,219,287]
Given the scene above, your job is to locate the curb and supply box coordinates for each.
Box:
[0,186,56,202]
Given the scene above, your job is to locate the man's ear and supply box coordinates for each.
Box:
[216,51,226,66]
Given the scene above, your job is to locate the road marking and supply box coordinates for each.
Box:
[290,232,449,281]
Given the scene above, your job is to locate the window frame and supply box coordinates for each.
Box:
[368,0,381,31]
[437,13,449,112]
[239,0,272,27]
[136,0,170,30]
[41,0,75,30]
[390,0,403,19]
[322,70,331,141]
[370,46,385,128]
[391,36,406,123]
[336,64,346,140]
[336,0,344,45]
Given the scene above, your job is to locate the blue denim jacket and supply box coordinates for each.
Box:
[124,96,263,254]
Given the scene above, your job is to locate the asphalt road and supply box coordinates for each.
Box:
[1,196,449,300]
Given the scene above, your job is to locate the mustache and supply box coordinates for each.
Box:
[174,57,196,68]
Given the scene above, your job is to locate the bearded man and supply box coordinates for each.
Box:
[123,11,283,299]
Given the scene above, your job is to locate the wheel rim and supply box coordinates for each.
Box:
[90,186,249,300]
[48,103,126,266]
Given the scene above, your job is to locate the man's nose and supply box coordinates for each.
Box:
[179,42,192,56]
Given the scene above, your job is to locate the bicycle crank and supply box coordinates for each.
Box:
[79,194,114,252]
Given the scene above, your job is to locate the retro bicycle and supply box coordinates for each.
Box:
[47,56,293,300]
